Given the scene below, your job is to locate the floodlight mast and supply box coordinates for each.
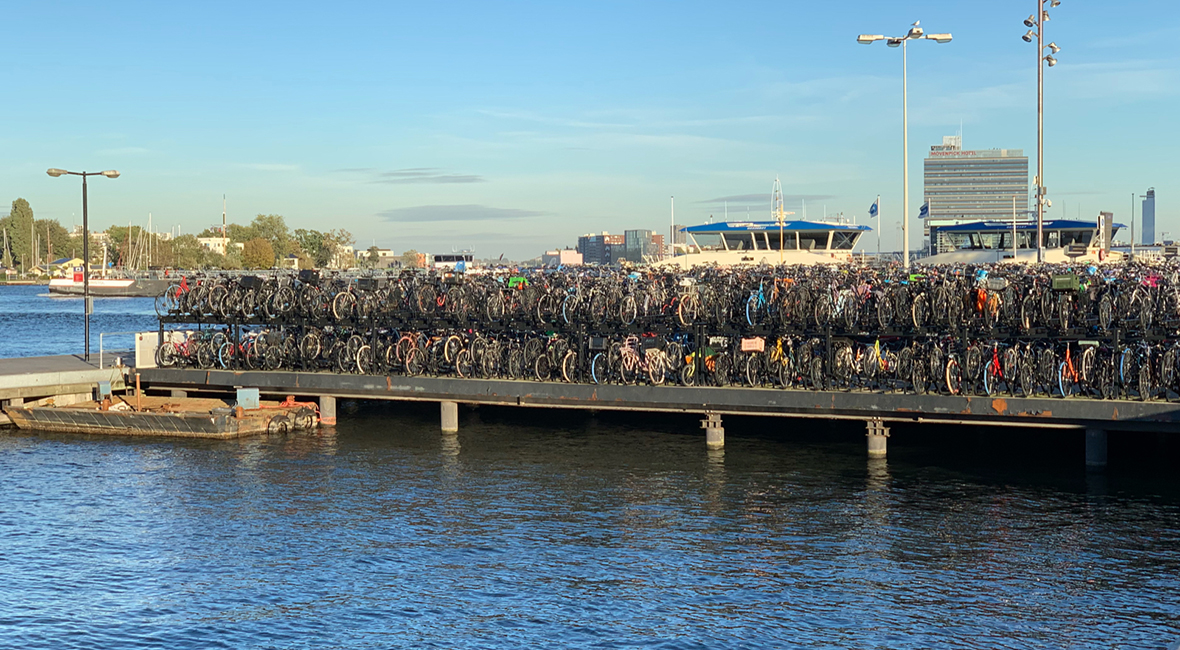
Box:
[856,21,952,270]
[1023,1,1063,263]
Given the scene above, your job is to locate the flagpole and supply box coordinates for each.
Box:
[877,194,881,259]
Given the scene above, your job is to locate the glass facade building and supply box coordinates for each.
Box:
[923,136,1029,253]
[1141,188,1155,246]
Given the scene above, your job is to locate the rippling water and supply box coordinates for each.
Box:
[2,406,1179,649]
[0,285,157,358]
[2,285,1179,647]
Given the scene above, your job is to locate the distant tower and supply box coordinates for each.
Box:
[772,177,785,221]
[1141,188,1156,246]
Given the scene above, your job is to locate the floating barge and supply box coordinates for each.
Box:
[4,395,318,439]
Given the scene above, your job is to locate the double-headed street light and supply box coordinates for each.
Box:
[1023,0,1062,263]
[858,22,952,270]
[46,168,120,362]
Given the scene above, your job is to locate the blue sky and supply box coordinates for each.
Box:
[3,1,1177,258]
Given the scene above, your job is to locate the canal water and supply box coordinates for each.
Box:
[0,285,156,359]
[1,287,1179,648]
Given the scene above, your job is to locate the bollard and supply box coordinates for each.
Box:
[441,401,459,433]
[701,412,724,448]
[866,419,890,459]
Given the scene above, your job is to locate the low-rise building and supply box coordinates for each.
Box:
[196,237,244,256]
[541,249,582,267]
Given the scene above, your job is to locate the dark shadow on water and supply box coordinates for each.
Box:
[336,399,1180,501]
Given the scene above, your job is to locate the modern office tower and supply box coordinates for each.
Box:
[1142,188,1156,246]
[576,232,624,265]
[923,135,1029,253]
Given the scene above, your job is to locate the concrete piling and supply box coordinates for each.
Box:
[319,395,337,426]
[1085,427,1108,470]
[441,401,459,433]
[866,419,890,459]
[701,412,724,448]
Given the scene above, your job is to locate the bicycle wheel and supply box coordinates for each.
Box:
[356,345,373,374]
[620,295,638,326]
[156,341,178,368]
[679,363,696,386]
[591,352,609,385]
[534,354,552,381]
[983,362,998,396]
[745,295,760,327]
[648,352,667,386]
[945,358,962,395]
[561,350,579,383]
[455,349,474,378]
[744,354,762,387]
[1056,362,1070,398]
[405,347,425,376]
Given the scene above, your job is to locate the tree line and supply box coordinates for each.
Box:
[0,198,364,274]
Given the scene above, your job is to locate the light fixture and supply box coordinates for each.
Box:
[857,34,884,44]
[1045,55,1057,66]
[1022,30,1035,42]
[46,168,67,177]
[101,170,120,178]
[1042,10,1051,21]
[925,33,952,44]
[887,38,902,47]
[1047,42,1060,54]
[1024,15,1036,27]
[1050,0,1061,7]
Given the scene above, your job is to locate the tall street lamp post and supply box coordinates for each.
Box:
[858,23,952,270]
[1023,1,1062,263]
[46,168,120,362]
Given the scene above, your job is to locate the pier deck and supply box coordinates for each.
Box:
[140,367,1180,432]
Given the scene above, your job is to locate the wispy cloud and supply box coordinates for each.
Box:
[239,163,300,172]
[97,146,150,156]
[338,167,485,184]
[378,204,545,223]
[700,193,836,204]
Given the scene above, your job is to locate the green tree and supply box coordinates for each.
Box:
[293,229,324,263]
[401,249,422,268]
[0,198,35,270]
[250,214,293,257]
[241,238,275,270]
[365,245,380,268]
[165,234,208,270]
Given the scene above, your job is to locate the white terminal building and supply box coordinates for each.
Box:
[923,135,1029,254]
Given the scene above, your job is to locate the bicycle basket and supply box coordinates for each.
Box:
[740,337,765,352]
[985,277,1008,291]
[640,337,665,352]
[239,275,264,290]
[357,277,387,291]
[588,337,608,351]
[1051,274,1079,292]
[298,269,320,286]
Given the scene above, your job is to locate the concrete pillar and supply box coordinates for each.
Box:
[319,395,337,426]
[1085,427,1108,470]
[701,412,724,448]
[170,389,188,399]
[866,419,890,459]
[8,397,24,406]
[441,401,459,433]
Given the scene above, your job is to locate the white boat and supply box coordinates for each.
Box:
[920,219,1126,266]
[656,220,871,268]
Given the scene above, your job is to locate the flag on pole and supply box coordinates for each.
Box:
[868,199,879,218]
[919,201,930,219]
